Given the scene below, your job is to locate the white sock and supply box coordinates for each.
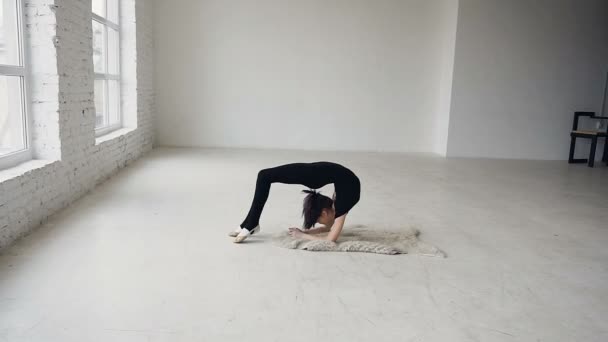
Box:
[237,228,251,237]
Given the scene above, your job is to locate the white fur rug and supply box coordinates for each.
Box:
[273,225,445,256]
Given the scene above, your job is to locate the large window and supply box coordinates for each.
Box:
[0,0,29,168]
[92,0,121,136]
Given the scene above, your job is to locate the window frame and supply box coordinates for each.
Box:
[92,1,122,137]
[0,0,32,170]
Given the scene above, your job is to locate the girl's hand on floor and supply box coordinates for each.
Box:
[288,227,305,238]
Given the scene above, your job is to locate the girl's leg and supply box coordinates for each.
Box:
[240,169,274,230]
[240,164,304,231]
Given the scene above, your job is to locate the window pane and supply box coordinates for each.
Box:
[107,0,119,24]
[92,0,105,18]
[108,27,119,75]
[0,0,21,66]
[0,75,25,155]
[92,20,105,73]
[94,79,106,128]
[108,80,120,125]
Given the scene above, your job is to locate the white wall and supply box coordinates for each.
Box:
[155,0,456,152]
[432,0,459,156]
[447,0,608,160]
[0,0,155,250]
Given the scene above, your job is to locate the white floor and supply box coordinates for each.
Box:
[1,148,607,342]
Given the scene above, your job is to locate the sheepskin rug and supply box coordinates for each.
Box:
[273,225,445,256]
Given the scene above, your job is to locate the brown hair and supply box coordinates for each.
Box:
[301,189,333,229]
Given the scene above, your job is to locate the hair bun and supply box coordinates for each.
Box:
[302,189,318,196]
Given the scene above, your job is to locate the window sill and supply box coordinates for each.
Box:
[0,149,32,171]
[95,126,136,145]
[0,159,57,184]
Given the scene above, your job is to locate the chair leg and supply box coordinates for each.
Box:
[588,136,597,167]
[568,136,576,163]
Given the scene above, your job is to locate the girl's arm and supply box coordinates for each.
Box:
[306,226,331,234]
[289,215,346,242]
[288,226,330,235]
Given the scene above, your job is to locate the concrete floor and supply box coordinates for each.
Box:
[1,148,607,341]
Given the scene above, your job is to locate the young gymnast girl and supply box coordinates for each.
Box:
[230,162,361,243]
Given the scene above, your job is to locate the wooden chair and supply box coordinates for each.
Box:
[568,111,608,167]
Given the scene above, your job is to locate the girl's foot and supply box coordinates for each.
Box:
[228,227,243,237]
[234,225,260,243]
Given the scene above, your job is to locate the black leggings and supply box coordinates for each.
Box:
[240,166,301,230]
[240,163,360,230]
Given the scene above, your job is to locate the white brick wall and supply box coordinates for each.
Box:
[0,0,155,250]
